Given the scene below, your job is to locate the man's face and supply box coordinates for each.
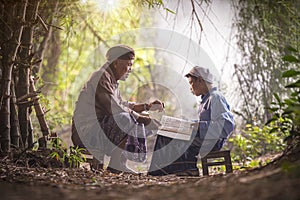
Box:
[188,76,206,96]
[114,59,134,81]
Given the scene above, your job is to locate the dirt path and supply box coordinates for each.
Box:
[1,144,300,200]
[1,166,299,200]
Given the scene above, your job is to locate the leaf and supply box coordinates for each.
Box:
[285,80,300,88]
[291,91,299,97]
[265,118,275,125]
[286,45,298,52]
[284,105,300,115]
[50,152,59,160]
[282,69,300,77]
[268,107,279,112]
[283,98,296,105]
[273,93,281,105]
[282,55,299,63]
[165,8,176,14]
[282,109,294,115]
[245,124,252,128]
[126,8,131,16]
[269,127,279,133]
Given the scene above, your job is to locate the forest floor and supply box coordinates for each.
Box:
[0,139,300,200]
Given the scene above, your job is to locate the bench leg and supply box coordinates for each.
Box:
[201,151,233,176]
[224,153,233,173]
[90,157,104,170]
[201,158,209,176]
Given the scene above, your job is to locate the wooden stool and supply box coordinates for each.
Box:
[82,150,104,170]
[200,150,233,176]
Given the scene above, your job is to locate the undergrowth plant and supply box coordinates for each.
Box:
[267,46,300,142]
[49,137,86,168]
[229,122,288,168]
[230,45,299,168]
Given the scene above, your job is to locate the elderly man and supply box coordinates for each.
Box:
[148,66,234,176]
[72,44,163,174]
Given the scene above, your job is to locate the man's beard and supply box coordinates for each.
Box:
[120,72,130,81]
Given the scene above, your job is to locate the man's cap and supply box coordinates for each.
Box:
[106,44,135,61]
[185,66,214,83]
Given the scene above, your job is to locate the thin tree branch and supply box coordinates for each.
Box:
[74,5,110,48]
[190,0,203,31]
[37,14,48,32]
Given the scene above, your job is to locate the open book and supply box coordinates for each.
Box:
[157,115,198,141]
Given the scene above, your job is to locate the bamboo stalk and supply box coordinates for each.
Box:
[29,75,50,149]
[17,0,40,148]
[0,1,27,153]
[10,78,20,147]
[17,92,38,103]
[27,107,34,148]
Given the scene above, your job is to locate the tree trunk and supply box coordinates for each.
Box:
[17,0,40,148]
[0,2,4,105]
[0,0,27,154]
[27,107,34,148]
[10,77,20,147]
[29,76,50,149]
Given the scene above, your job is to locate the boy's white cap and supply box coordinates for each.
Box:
[185,66,214,83]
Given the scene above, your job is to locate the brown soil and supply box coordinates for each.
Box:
[1,140,300,200]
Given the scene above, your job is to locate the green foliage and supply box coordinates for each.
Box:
[230,46,299,168]
[134,0,176,14]
[229,123,288,167]
[232,0,300,124]
[68,146,87,168]
[267,47,300,141]
[38,0,162,131]
[49,137,86,168]
[282,55,300,63]
[49,138,68,164]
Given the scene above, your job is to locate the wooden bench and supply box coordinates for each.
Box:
[200,150,233,176]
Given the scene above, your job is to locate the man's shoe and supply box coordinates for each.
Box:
[106,166,123,174]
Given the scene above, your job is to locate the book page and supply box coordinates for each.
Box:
[157,115,198,140]
[156,130,191,141]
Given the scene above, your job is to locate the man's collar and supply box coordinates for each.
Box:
[105,63,118,85]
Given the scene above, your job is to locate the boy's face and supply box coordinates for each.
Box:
[188,76,207,96]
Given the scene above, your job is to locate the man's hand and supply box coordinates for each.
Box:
[146,118,161,130]
[137,115,161,130]
[149,100,164,112]
[136,115,151,125]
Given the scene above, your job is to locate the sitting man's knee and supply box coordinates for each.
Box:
[114,112,136,132]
